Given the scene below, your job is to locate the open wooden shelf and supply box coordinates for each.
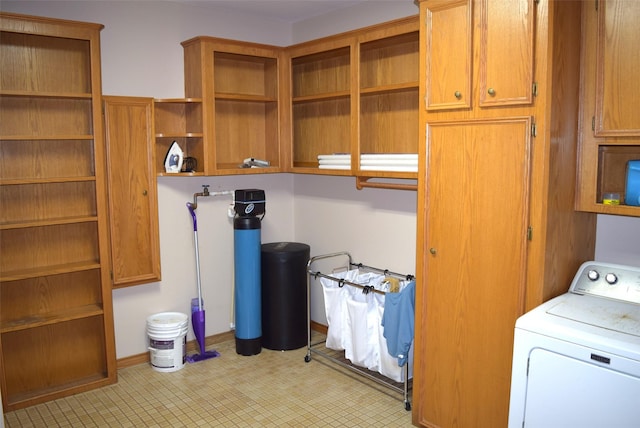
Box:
[0,11,116,411]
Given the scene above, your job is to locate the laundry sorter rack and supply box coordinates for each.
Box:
[304,251,415,411]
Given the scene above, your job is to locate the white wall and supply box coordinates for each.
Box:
[3,0,638,359]
[293,175,417,324]
[595,215,640,266]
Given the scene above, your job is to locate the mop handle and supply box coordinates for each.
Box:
[187,202,204,311]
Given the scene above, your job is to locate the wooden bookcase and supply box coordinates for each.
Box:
[0,12,116,411]
[180,37,282,175]
[285,16,419,188]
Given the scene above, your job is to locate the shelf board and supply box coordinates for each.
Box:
[0,90,92,99]
[0,134,94,141]
[154,97,203,103]
[157,171,205,177]
[292,91,350,103]
[215,92,277,102]
[583,203,640,216]
[0,216,98,230]
[0,176,96,185]
[3,373,111,411]
[0,304,104,333]
[360,82,419,95]
[214,165,281,174]
[290,166,354,176]
[155,133,203,138]
[0,261,102,282]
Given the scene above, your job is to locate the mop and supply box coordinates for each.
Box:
[186,201,220,363]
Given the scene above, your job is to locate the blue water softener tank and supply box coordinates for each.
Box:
[233,189,266,356]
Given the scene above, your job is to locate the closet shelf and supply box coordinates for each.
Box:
[154,97,202,103]
[157,171,204,177]
[215,92,277,102]
[360,82,419,95]
[0,90,92,99]
[292,91,350,103]
[0,216,98,230]
[0,304,104,333]
[7,373,109,411]
[0,176,96,185]
[155,132,203,138]
[0,261,101,282]
[0,134,94,141]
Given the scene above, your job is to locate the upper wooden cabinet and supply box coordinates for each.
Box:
[423,0,472,110]
[180,37,282,176]
[103,96,161,287]
[0,12,116,411]
[285,16,420,187]
[171,17,419,189]
[594,0,640,136]
[424,0,534,111]
[478,0,535,106]
[576,0,640,216]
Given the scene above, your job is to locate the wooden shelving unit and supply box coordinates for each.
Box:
[154,98,205,176]
[0,12,116,411]
[181,37,282,175]
[290,45,352,172]
[285,16,419,186]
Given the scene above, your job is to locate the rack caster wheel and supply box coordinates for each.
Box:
[405,402,411,411]
[304,355,311,363]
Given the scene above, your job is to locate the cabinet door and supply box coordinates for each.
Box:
[479,0,535,106]
[423,0,472,110]
[415,118,531,427]
[594,0,640,136]
[103,96,161,287]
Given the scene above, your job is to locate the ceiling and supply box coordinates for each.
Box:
[177,0,372,22]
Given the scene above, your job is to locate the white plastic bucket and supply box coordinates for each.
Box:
[146,312,188,373]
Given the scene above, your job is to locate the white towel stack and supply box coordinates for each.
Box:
[360,153,418,172]
[318,154,351,170]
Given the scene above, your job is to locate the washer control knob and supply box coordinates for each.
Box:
[605,273,618,285]
[587,270,600,281]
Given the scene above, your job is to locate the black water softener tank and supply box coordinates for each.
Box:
[260,242,310,350]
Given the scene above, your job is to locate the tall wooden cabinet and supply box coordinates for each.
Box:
[413,1,596,427]
[0,13,116,410]
[576,0,640,217]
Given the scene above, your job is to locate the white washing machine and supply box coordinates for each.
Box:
[508,261,640,428]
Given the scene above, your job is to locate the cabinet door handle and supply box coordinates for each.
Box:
[142,190,148,196]
[454,91,462,99]
[487,87,496,96]
[429,248,437,255]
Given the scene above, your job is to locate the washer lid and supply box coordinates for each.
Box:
[546,295,640,337]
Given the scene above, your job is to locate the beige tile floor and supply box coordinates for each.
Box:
[3,338,414,427]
